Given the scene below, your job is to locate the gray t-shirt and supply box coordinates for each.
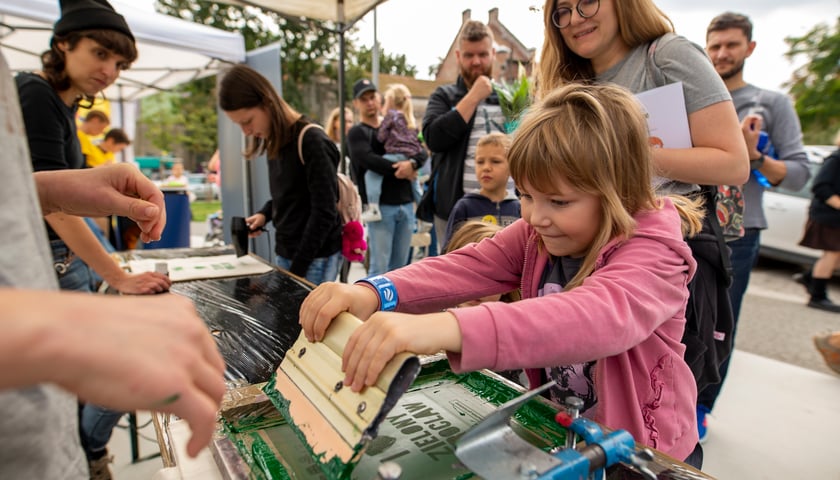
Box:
[463,102,513,194]
[598,33,732,195]
[731,84,809,229]
[0,53,88,478]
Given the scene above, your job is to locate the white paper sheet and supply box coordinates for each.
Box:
[635,82,692,188]
[129,254,274,282]
[635,81,691,148]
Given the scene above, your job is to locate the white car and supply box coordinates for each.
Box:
[759,145,835,266]
[187,173,220,201]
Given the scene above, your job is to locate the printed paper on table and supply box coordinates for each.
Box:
[128,254,273,282]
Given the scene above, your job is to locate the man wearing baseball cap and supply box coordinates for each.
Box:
[347,79,426,276]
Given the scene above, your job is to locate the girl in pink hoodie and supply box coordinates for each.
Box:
[300,83,704,466]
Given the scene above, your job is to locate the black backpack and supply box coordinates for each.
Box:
[681,187,735,391]
[646,35,736,391]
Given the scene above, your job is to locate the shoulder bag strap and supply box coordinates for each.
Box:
[646,34,668,87]
[297,123,324,165]
[703,186,735,286]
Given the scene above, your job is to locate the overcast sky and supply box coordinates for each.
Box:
[351,0,838,92]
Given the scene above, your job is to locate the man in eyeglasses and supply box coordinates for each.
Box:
[700,11,810,442]
[420,20,511,246]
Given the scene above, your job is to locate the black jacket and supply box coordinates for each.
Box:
[347,122,425,206]
[419,76,500,221]
[683,212,735,392]
[258,118,342,276]
[809,149,840,227]
[443,192,521,249]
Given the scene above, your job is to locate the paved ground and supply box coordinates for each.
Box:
[736,257,840,375]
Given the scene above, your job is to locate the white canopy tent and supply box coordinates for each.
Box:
[0,0,246,102]
[224,0,388,23]
[0,0,246,161]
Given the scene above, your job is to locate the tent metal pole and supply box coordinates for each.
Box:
[118,83,127,164]
[337,0,348,175]
[372,7,379,89]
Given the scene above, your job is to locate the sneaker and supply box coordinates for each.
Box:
[696,405,710,444]
[807,298,840,313]
[88,452,114,480]
[814,333,840,375]
[793,270,814,295]
[361,204,382,223]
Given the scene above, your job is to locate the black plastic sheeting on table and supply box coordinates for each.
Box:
[171,270,312,384]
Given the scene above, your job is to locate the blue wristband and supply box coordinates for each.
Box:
[358,275,398,311]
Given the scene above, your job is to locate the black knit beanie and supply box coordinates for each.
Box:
[52,0,134,43]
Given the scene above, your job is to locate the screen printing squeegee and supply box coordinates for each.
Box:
[266,311,421,478]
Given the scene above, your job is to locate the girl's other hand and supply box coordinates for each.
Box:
[341,311,462,392]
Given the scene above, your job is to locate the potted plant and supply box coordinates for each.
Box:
[493,65,533,133]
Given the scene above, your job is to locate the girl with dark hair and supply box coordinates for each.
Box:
[219,64,343,284]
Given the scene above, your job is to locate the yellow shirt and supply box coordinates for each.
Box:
[78,131,114,167]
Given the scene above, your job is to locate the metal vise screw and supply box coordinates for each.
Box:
[564,396,584,450]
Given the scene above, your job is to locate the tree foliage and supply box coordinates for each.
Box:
[177,77,218,160]
[139,92,182,155]
[784,18,840,144]
[141,1,418,160]
[155,0,341,110]
[353,45,417,77]
[338,44,419,103]
[138,77,217,167]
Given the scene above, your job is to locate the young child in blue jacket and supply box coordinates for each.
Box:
[443,132,520,249]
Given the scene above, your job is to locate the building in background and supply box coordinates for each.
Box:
[435,8,536,84]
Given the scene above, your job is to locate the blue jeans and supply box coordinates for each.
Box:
[50,240,95,292]
[367,203,415,276]
[698,228,760,410]
[79,405,125,459]
[365,154,423,204]
[275,250,342,285]
[84,217,116,289]
[727,228,761,321]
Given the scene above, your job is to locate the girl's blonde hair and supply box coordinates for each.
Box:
[325,107,353,143]
[537,0,673,96]
[445,221,521,302]
[383,83,416,130]
[509,83,700,288]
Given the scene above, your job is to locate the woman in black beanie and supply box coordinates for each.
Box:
[12,1,169,479]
